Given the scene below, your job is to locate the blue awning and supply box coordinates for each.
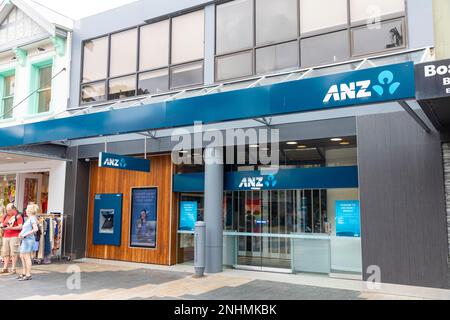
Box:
[0,62,415,148]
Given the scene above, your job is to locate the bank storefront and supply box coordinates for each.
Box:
[174,145,361,277]
[0,54,449,288]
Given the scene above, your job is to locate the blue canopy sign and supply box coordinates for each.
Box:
[0,62,415,148]
[99,152,151,173]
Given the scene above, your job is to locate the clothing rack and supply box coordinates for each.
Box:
[32,213,69,264]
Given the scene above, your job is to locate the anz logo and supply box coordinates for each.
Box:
[103,157,127,169]
[239,174,277,190]
[323,70,401,103]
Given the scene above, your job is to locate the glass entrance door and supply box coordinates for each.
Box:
[237,191,263,268]
[231,189,333,272]
[235,190,292,271]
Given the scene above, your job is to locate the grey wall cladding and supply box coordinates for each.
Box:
[357,110,449,289]
[442,143,450,261]
[62,146,91,260]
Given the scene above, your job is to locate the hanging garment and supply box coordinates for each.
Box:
[38,220,45,259]
[44,219,51,257]
[49,219,55,251]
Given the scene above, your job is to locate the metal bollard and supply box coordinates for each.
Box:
[194,221,206,277]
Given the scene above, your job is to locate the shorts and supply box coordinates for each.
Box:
[2,237,20,257]
[20,238,35,254]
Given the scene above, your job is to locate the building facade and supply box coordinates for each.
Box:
[0,0,72,215]
[0,0,448,289]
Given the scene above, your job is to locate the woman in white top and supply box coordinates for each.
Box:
[18,204,39,281]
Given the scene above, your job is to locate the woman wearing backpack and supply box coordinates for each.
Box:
[17,204,39,281]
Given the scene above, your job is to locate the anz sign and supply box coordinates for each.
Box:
[98,152,151,173]
[102,157,127,169]
[323,70,401,103]
[238,174,277,190]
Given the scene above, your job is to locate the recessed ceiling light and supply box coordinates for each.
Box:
[249,144,259,148]
[331,138,343,142]
[297,145,307,149]
[340,141,350,145]
[260,147,270,151]
[286,141,298,145]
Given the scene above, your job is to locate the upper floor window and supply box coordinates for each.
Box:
[81,9,205,105]
[1,73,15,120]
[216,0,406,81]
[36,65,52,113]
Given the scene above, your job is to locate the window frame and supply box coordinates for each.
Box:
[349,16,408,58]
[214,0,408,82]
[30,59,54,115]
[0,69,16,120]
[80,8,206,106]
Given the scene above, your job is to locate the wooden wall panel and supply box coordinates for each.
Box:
[86,154,175,265]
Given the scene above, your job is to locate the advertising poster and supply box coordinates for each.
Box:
[335,200,361,238]
[179,201,198,231]
[130,188,158,248]
[93,194,123,246]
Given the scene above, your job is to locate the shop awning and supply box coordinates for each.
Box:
[415,58,450,133]
[0,48,430,149]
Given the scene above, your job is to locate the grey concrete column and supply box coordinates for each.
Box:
[204,146,224,273]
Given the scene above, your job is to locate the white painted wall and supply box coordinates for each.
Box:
[0,38,71,127]
[0,4,72,129]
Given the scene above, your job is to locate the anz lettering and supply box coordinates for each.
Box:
[239,177,264,189]
[103,158,120,167]
[324,70,401,103]
[323,80,372,103]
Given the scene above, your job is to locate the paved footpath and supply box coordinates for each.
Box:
[0,259,449,300]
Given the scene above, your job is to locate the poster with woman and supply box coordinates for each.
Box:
[130,187,158,248]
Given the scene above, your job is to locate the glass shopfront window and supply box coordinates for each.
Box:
[177,194,204,264]
[0,174,16,207]
[224,188,361,274]
[176,187,362,275]
[175,137,362,276]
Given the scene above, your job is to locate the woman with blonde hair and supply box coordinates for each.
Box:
[17,203,39,281]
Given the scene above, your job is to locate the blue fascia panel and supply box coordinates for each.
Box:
[173,166,359,193]
[0,62,415,148]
